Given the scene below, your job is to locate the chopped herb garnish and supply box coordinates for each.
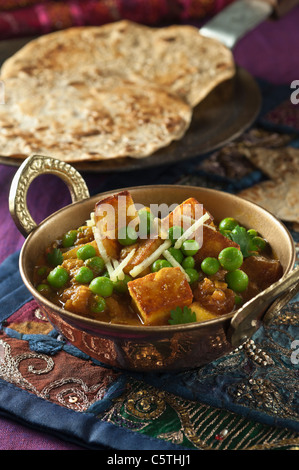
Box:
[229,225,255,258]
[168,306,196,325]
[47,247,63,267]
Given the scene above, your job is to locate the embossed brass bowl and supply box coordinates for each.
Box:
[10,155,296,371]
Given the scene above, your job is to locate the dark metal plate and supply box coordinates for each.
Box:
[0,37,261,173]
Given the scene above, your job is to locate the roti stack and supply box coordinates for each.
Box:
[0,20,235,162]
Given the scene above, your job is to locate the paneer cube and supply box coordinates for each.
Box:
[128,267,193,325]
[94,190,138,240]
[161,197,214,234]
[194,225,240,264]
[93,190,138,260]
[189,302,218,323]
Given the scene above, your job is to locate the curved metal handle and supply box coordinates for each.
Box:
[9,154,90,237]
[229,264,299,347]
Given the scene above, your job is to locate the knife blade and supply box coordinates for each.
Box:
[200,0,299,49]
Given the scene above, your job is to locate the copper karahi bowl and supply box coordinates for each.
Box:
[10,155,296,371]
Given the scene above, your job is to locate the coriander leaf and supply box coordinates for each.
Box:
[229,225,255,258]
[47,247,63,267]
[168,306,196,325]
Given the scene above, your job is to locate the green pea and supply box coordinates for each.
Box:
[85,256,105,275]
[181,239,200,256]
[76,244,97,260]
[182,256,195,269]
[225,270,249,292]
[62,230,78,248]
[201,257,220,275]
[36,283,51,295]
[167,247,184,264]
[151,259,172,272]
[151,260,162,272]
[185,268,200,284]
[250,236,267,252]
[37,266,48,277]
[90,295,106,313]
[159,260,172,269]
[47,247,63,267]
[47,266,69,289]
[75,266,94,284]
[218,247,243,271]
[235,294,243,305]
[138,209,155,237]
[118,226,138,246]
[89,276,114,297]
[113,274,132,294]
[219,217,239,232]
[168,226,184,245]
[247,229,258,238]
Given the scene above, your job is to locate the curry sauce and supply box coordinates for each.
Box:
[34,192,283,326]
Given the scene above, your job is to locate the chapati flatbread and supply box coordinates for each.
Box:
[1,20,235,107]
[0,74,192,161]
[242,146,299,179]
[238,174,299,223]
[0,20,235,162]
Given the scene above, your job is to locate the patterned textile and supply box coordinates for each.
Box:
[0,252,298,450]
[0,0,235,39]
[0,82,299,450]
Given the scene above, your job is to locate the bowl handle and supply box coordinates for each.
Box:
[9,154,90,237]
[229,264,299,348]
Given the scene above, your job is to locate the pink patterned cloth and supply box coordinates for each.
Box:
[0,0,235,39]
